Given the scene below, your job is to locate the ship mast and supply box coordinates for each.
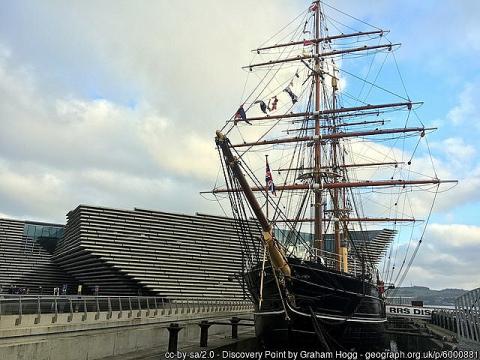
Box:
[331,64,344,271]
[313,0,323,254]
[211,1,458,277]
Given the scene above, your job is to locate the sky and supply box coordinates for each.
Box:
[0,1,479,290]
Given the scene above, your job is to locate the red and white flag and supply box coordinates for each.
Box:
[265,158,276,196]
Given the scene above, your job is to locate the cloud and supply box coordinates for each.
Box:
[437,137,476,161]
[3,1,296,132]
[447,83,479,126]
[0,42,223,221]
[0,1,306,222]
[425,81,480,214]
[396,223,480,290]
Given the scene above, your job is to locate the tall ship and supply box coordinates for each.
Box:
[208,1,456,351]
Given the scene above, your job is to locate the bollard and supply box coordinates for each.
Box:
[167,323,183,352]
[82,298,88,321]
[95,296,100,320]
[231,317,240,339]
[199,320,212,347]
[68,298,74,322]
[15,297,23,326]
[52,297,58,323]
[118,296,123,319]
[34,296,41,324]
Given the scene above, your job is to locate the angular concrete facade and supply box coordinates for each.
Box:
[53,205,261,299]
[0,219,77,294]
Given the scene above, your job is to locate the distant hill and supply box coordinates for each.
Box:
[386,286,467,306]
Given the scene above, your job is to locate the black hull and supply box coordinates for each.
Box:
[245,257,387,351]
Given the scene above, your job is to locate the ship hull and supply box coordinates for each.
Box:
[245,257,387,351]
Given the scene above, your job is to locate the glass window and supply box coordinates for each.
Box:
[23,223,64,254]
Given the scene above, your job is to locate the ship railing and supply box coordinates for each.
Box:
[455,287,480,346]
[0,295,253,324]
[308,248,376,278]
[308,248,342,268]
[385,296,414,305]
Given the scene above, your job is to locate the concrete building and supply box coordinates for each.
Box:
[0,218,77,294]
[53,205,260,298]
[0,205,261,299]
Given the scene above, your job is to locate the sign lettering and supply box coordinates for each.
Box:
[386,305,433,319]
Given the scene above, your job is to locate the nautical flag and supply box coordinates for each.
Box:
[268,96,278,111]
[234,105,251,125]
[265,158,276,196]
[302,21,311,34]
[309,3,318,12]
[284,85,298,104]
[303,39,314,46]
[254,100,268,114]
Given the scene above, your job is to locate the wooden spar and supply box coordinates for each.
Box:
[253,30,387,52]
[290,110,391,123]
[284,119,387,133]
[215,131,291,277]
[276,162,403,172]
[274,217,422,223]
[210,178,457,194]
[231,127,434,148]
[243,43,400,69]
[334,161,401,169]
[228,101,420,123]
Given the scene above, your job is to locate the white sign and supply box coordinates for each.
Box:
[386,305,433,319]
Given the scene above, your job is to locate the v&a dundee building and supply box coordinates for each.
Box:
[0,205,259,299]
[0,204,393,299]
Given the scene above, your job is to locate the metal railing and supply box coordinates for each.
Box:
[0,295,253,325]
[308,248,345,269]
[431,308,458,333]
[385,296,414,305]
[308,248,377,277]
[455,288,480,345]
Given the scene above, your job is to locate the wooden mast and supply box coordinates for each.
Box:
[331,64,343,271]
[313,0,323,254]
[211,2,458,277]
[215,131,291,277]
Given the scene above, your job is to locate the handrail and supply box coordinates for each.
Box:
[0,295,253,319]
[307,248,377,278]
[455,287,480,343]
